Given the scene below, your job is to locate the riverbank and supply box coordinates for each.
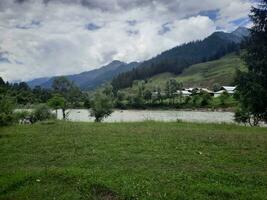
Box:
[1,121,266,199]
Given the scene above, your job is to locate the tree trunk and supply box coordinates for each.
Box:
[62,108,66,120]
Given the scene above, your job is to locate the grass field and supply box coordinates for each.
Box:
[0,121,266,200]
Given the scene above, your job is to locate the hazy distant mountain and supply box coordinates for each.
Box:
[28,60,139,90]
[214,27,250,43]
[112,27,249,89]
[231,26,250,38]
[27,77,50,88]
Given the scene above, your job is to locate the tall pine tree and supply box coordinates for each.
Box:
[235,0,267,126]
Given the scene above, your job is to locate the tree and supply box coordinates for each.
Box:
[165,79,179,104]
[52,76,81,108]
[199,91,212,107]
[0,96,15,126]
[116,90,126,109]
[155,87,163,103]
[32,104,55,123]
[144,90,152,102]
[235,0,267,126]
[48,95,67,120]
[137,81,145,98]
[0,77,5,86]
[90,91,114,122]
[219,91,230,106]
[213,83,221,92]
[52,77,73,96]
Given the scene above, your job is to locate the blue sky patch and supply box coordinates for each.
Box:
[0,52,11,63]
[158,23,171,35]
[230,17,250,27]
[85,23,101,31]
[16,20,41,29]
[127,20,138,26]
[127,30,139,36]
[199,9,219,20]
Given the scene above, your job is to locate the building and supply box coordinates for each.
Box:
[214,86,236,97]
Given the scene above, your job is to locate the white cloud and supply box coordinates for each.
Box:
[0,0,253,82]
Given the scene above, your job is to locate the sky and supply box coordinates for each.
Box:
[0,0,254,82]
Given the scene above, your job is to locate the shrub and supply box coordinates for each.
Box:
[234,107,250,125]
[32,104,56,123]
[0,113,14,126]
[14,110,32,124]
[0,97,15,126]
[90,92,113,122]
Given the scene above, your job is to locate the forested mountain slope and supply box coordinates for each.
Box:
[123,53,246,93]
[112,27,249,90]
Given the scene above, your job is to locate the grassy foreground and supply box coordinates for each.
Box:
[0,121,266,200]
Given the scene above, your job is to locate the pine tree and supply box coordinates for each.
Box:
[235,0,267,126]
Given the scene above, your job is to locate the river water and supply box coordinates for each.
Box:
[57,109,235,123]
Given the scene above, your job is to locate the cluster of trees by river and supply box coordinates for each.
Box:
[0,75,237,123]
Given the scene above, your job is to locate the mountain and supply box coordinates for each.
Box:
[28,61,139,90]
[112,27,249,90]
[28,27,249,90]
[231,26,250,38]
[124,53,246,93]
[214,27,250,43]
[27,77,50,88]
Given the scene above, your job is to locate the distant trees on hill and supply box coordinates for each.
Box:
[112,36,240,90]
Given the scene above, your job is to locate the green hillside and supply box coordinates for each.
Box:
[175,53,246,87]
[126,53,246,93]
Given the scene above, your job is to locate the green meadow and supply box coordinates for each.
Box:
[0,121,266,200]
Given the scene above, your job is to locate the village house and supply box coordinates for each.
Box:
[214,86,236,97]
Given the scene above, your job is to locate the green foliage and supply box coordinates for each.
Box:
[52,76,82,107]
[52,77,73,95]
[164,79,182,104]
[0,78,53,106]
[31,104,56,123]
[48,95,67,120]
[90,92,114,122]
[199,91,212,106]
[14,110,32,122]
[219,91,230,106]
[213,83,221,92]
[143,89,152,101]
[235,1,267,126]
[0,97,15,126]
[48,95,66,110]
[234,106,250,125]
[0,77,5,86]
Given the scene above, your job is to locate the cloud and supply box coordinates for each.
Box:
[0,0,253,82]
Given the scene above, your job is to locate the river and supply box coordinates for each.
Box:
[57,109,235,123]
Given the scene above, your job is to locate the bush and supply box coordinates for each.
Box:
[0,97,15,126]
[234,107,250,124]
[90,92,113,122]
[32,104,56,123]
[0,113,14,126]
[14,110,32,124]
